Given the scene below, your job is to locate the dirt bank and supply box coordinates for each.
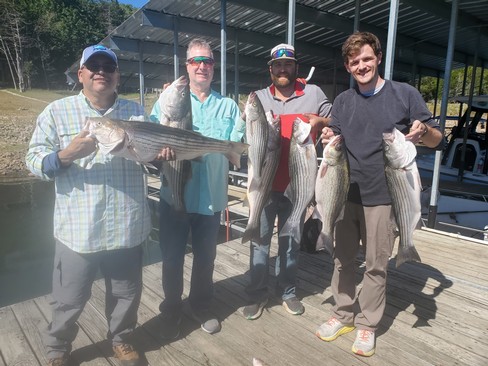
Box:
[0,90,47,180]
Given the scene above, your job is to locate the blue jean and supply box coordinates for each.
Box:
[158,200,221,315]
[245,191,300,302]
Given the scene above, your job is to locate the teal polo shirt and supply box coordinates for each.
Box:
[150,89,245,215]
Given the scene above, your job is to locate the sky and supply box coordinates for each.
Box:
[118,0,148,9]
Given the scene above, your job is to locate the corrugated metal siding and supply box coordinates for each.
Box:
[67,0,488,95]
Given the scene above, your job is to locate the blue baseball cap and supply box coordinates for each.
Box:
[80,45,118,68]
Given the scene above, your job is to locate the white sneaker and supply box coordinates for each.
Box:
[352,329,375,357]
[315,317,355,342]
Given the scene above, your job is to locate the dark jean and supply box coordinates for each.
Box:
[245,191,300,303]
[158,200,221,315]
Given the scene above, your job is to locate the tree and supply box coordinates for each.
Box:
[0,1,29,91]
[0,0,137,89]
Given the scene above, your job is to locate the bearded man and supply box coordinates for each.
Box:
[242,43,332,320]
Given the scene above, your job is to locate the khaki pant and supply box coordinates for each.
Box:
[331,202,396,331]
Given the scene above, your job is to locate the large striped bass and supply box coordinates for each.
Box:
[280,118,317,244]
[383,127,422,267]
[158,75,192,211]
[242,112,281,244]
[314,135,349,255]
[244,92,269,182]
[85,117,248,168]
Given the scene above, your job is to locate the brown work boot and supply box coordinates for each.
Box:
[113,343,142,366]
[47,356,69,366]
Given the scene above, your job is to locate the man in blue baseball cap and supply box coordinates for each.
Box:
[26,44,149,366]
[79,44,118,68]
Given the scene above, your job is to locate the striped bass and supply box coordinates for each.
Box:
[85,117,248,168]
[314,135,349,255]
[244,92,268,181]
[158,75,192,211]
[159,75,192,128]
[280,118,317,243]
[242,112,281,244]
[383,128,422,267]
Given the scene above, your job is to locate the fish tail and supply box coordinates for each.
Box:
[316,231,334,256]
[242,224,259,244]
[279,221,302,244]
[226,141,249,169]
[395,245,421,268]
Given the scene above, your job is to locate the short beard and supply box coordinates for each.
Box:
[271,72,296,88]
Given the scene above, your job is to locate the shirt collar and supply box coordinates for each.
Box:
[269,80,305,98]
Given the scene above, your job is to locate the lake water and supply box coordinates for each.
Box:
[0,178,163,308]
[0,179,55,307]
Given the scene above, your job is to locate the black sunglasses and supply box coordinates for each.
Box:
[84,63,118,73]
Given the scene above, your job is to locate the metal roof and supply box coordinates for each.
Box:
[67,0,488,98]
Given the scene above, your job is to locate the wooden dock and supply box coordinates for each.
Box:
[2,180,488,365]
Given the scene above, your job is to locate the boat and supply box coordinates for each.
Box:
[416,95,488,239]
[416,95,487,186]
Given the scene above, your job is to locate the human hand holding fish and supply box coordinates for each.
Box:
[405,119,428,144]
[58,129,98,166]
[304,113,330,136]
[320,126,335,145]
[154,147,176,161]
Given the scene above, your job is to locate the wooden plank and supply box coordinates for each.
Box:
[91,280,203,366]
[2,221,488,366]
[212,244,427,366]
[216,238,487,366]
[0,305,40,365]
[10,299,49,366]
[35,295,113,365]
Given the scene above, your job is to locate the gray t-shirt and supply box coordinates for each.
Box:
[330,80,438,206]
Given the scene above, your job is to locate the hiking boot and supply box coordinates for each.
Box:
[113,343,142,366]
[47,356,69,366]
[242,299,268,320]
[352,329,375,357]
[158,312,182,340]
[190,307,221,334]
[315,317,355,342]
[282,297,304,315]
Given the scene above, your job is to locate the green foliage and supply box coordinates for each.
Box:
[0,0,136,89]
[420,67,488,103]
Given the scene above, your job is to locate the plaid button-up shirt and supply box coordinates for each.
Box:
[26,92,151,253]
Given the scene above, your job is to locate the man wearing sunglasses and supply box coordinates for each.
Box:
[26,45,150,366]
[149,38,245,338]
[242,43,332,320]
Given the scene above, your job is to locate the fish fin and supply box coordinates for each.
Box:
[335,205,346,223]
[242,194,249,208]
[283,184,293,201]
[242,224,260,244]
[395,246,421,268]
[311,205,322,221]
[317,161,329,178]
[279,221,302,244]
[225,141,248,169]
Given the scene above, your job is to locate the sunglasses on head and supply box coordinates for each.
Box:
[186,56,215,67]
[84,63,117,73]
[272,48,295,59]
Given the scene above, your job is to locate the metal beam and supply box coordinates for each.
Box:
[228,0,470,66]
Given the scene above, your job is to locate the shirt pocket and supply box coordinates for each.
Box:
[57,124,81,150]
[212,115,233,140]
